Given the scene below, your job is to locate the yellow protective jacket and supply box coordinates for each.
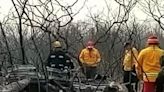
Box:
[123,47,138,71]
[136,45,164,82]
[79,48,101,67]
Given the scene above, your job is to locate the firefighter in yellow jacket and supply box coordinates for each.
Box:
[79,41,101,79]
[136,35,164,92]
[123,41,138,92]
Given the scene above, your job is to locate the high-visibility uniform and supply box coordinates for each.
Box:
[123,47,138,71]
[79,47,101,79]
[137,35,164,92]
[79,48,101,67]
[47,50,74,70]
[137,45,164,82]
[123,47,138,92]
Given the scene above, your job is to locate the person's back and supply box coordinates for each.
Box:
[136,35,164,92]
[47,41,74,70]
[47,50,74,70]
[138,46,164,78]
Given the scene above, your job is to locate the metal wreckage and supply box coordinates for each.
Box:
[0,64,127,92]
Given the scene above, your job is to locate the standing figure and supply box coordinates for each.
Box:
[79,41,101,79]
[136,35,164,92]
[47,41,74,70]
[123,41,138,92]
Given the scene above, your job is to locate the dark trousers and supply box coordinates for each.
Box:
[155,73,164,92]
[123,70,138,92]
[84,66,97,79]
[156,83,164,92]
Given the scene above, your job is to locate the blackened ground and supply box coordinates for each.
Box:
[20,79,73,92]
[20,79,47,92]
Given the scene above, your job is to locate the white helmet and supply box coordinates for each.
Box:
[53,41,61,48]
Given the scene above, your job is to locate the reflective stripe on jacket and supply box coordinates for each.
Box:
[123,47,138,71]
[79,48,101,67]
[143,72,159,82]
[137,45,164,82]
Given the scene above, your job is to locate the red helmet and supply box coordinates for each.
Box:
[86,41,94,48]
[147,35,159,44]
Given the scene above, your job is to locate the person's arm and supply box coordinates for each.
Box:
[123,50,131,67]
[136,50,144,80]
[96,50,101,63]
[160,55,164,67]
[121,50,126,70]
[132,48,139,70]
[79,50,84,64]
[64,53,74,69]
[46,53,52,66]
[133,48,138,61]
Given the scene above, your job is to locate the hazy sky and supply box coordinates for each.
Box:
[0,0,148,22]
[0,0,12,20]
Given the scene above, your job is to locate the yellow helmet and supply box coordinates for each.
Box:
[53,41,61,48]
